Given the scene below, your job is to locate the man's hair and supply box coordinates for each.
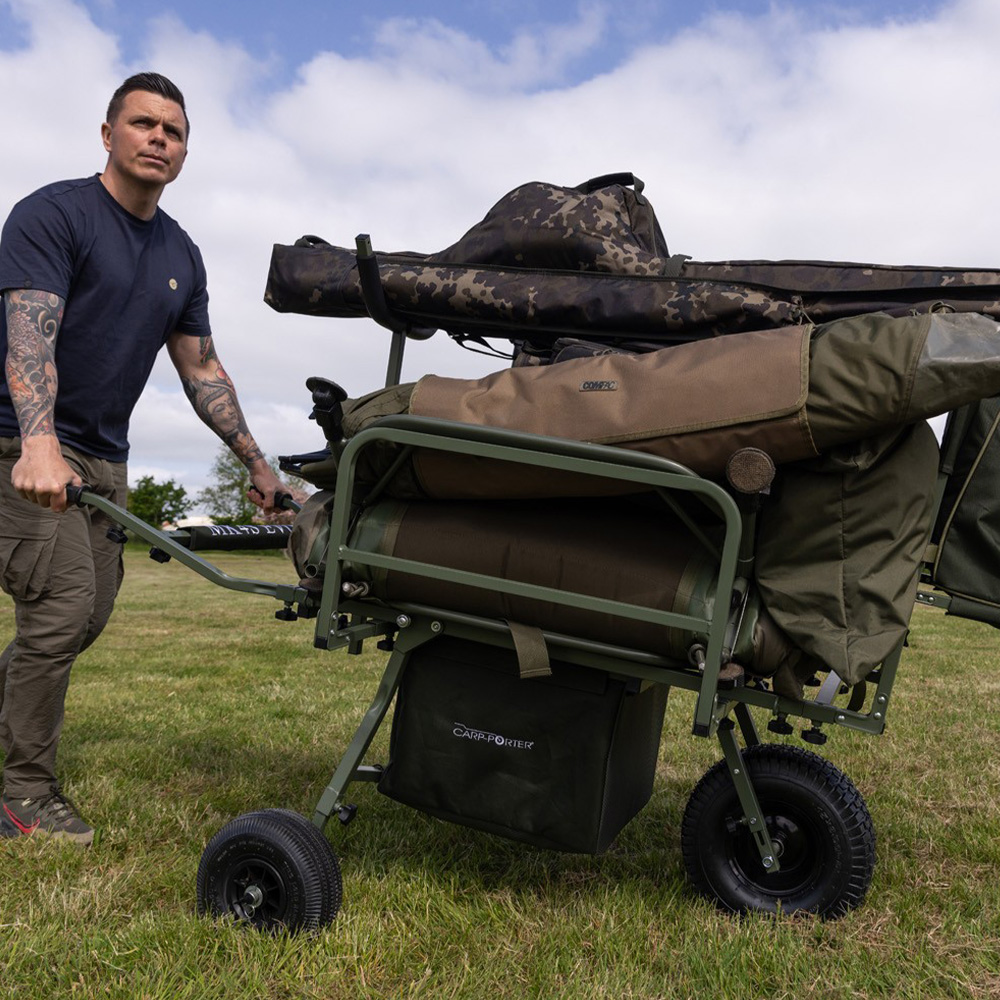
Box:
[106,72,190,137]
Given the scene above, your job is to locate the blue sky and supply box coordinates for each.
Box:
[28,1,949,90]
[0,0,990,494]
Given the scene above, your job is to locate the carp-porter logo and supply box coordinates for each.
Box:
[580,380,618,391]
[453,722,534,750]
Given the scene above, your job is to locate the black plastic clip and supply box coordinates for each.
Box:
[767,715,794,736]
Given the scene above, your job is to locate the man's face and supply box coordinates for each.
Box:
[101,90,188,190]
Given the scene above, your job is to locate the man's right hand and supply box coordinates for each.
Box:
[11,434,81,513]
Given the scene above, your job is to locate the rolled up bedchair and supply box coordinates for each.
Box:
[290,381,942,688]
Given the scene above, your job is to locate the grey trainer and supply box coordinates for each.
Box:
[1,789,94,845]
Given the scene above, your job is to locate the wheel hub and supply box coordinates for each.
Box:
[240,883,265,917]
[731,807,819,895]
[227,859,287,925]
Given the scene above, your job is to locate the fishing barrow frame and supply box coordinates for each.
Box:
[71,405,913,928]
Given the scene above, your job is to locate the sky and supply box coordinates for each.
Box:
[0,0,989,501]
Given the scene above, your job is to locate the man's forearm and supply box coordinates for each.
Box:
[179,336,265,468]
[4,289,63,438]
[2,290,79,511]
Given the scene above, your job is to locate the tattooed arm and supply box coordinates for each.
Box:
[3,289,81,512]
[167,331,285,512]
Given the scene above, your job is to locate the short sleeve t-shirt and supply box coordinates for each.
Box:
[0,174,211,461]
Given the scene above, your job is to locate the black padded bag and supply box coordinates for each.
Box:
[378,636,668,854]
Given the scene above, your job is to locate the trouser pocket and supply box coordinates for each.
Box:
[0,508,59,602]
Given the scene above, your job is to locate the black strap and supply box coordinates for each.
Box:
[575,172,644,196]
[294,234,330,247]
[847,682,868,713]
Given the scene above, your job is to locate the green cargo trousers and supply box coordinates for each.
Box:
[0,438,127,799]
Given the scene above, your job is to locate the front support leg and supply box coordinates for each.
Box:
[717,719,781,874]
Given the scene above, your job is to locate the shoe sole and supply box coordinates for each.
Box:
[0,813,93,846]
[0,827,94,846]
[36,827,94,846]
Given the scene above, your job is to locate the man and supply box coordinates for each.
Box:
[0,72,285,845]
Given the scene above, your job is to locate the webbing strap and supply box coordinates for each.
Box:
[815,671,843,706]
[506,621,552,679]
[664,253,691,278]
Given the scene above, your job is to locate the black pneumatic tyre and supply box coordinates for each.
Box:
[681,744,875,918]
[197,808,342,931]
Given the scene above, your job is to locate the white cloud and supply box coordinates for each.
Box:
[2,0,999,500]
[370,2,609,91]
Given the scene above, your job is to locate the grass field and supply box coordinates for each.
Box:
[1,546,999,999]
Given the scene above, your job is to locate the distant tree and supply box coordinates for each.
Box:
[128,475,191,527]
[196,445,302,526]
[197,447,260,526]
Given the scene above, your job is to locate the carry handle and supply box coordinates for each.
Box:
[574,172,644,196]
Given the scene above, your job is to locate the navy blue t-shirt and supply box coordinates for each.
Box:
[0,174,211,461]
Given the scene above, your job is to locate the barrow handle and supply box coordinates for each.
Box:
[247,485,301,514]
[65,484,88,507]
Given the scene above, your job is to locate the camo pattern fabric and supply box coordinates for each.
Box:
[265,242,805,340]
[428,175,673,273]
[264,176,1000,350]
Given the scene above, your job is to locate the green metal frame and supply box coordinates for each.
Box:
[71,412,909,874]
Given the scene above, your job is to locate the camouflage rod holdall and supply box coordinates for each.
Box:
[264,173,1000,355]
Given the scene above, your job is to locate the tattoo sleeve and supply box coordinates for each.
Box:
[4,289,64,438]
[196,335,218,365]
[180,362,265,468]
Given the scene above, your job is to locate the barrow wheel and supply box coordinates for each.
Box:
[680,744,875,918]
[196,808,342,931]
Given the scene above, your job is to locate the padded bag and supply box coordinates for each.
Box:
[304,311,1000,502]
[378,636,669,854]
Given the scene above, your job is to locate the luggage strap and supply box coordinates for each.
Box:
[506,621,552,679]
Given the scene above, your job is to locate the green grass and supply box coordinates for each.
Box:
[2,548,999,999]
